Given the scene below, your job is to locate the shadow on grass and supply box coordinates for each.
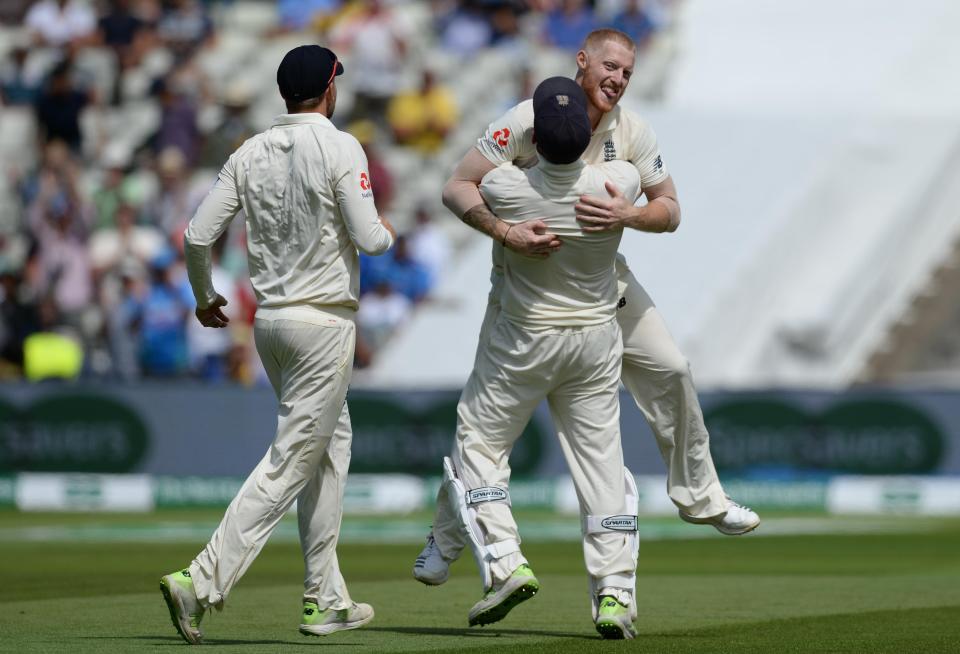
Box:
[364,626,596,640]
[79,635,362,646]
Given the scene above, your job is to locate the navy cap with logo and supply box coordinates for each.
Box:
[532,76,591,165]
[277,45,344,102]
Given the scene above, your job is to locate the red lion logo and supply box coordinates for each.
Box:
[359,172,371,191]
[492,128,510,147]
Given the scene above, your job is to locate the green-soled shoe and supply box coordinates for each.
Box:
[159,569,205,645]
[468,564,539,627]
[299,600,375,636]
[595,595,637,640]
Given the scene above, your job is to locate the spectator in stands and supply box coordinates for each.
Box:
[407,204,451,288]
[24,140,86,238]
[33,60,91,152]
[0,269,40,376]
[200,82,255,168]
[88,202,164,274]
[436,0,492,59]
[360,235,431,303]
[387,69,459,154]
[96,0,147,56]
[333,0,408,124]
[144,146,207,235]
[151,74,202,166]
[276,0,342,33]
[106,261,145,380]
[543,0,597,51]
[24,0,96,50]
[156,0,214,61]
[29,192,92,327]
[137,247,192,377]
[489,2,526,52]
[95,0,151,102]
[357,280,411,352]
[0,47,41,106]
[91,144,135,230]
[612,0,657,49]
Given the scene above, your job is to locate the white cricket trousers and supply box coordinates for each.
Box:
[433,261,726,562]
[190,309,356,609]
[453,316,636,589]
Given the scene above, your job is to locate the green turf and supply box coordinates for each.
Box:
[0,510,958,652]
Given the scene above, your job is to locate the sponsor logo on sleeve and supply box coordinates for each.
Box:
[653,154,663,171]
[359,171,373,198]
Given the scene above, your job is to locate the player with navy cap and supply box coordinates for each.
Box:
[159,44,395,644]
[431,76,645,637]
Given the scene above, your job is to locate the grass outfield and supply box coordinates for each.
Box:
[0,510,958,653]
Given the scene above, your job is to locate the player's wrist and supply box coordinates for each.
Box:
[500,221,515,246]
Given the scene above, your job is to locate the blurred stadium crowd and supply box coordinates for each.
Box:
[0,0,674,384]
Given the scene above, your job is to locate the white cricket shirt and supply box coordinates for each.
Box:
[479,159,641,327]
[475,100,669,273]
[184,113,394,316]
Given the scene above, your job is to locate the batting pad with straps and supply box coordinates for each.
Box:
[442,456,520,591]
[582,468,640,620]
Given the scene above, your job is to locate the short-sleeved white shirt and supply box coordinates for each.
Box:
[476,101,668,274]
[479,159,641,327]
[477,100,668,187]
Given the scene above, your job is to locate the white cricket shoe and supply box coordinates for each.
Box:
[159,569,205,645]
[299,601,374,636]
[468,564,539,627]
[413,531,450,585]
[679,497,760,535]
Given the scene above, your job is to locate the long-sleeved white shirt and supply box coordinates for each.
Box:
[479,159,641,327]
[184,112,393,315]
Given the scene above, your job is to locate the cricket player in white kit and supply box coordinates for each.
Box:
[159,45,396,645]
[439,77,643,638]
[415,29,758,595]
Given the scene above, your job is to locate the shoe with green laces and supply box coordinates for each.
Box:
[468,564,539,627]
[159,569,205,645]
[595,595,637,640]
[299,600,375,636]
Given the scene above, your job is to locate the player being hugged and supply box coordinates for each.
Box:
[431,77,643,638]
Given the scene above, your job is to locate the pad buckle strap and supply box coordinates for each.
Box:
[583,514,639,534]
[465,486,510,506]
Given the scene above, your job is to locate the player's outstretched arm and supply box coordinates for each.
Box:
[576,175,680,234]
[443,148,561,257]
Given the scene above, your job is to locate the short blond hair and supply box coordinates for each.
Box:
[581,28,637,54]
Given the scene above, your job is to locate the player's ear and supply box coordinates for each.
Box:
[576,49,588,74]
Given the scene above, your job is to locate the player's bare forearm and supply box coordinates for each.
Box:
[628,195,680,233]
[461,203,510,242]
[441,148,496,219]
[461,203,561,258]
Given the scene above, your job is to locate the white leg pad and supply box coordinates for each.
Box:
[442,457,518,591]
[583,468,640,620]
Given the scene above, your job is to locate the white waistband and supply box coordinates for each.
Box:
[255,304,356,326]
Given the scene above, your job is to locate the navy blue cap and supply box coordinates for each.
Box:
[277,45,343,102]
[532,77,591,165]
